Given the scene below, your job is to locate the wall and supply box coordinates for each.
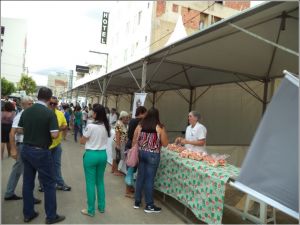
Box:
[104,80,264,146]
[102,80,265,167]
[1,18,27,84]
[150,1,250,53]
[224,1,251,11]
[107,1,153,72]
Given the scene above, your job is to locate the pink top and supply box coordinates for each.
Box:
[1,111,15,124]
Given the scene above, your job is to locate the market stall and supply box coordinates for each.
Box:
[154,147,240,224]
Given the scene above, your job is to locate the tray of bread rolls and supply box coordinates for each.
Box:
[166,143,229,167]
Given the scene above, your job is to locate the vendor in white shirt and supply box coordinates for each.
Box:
[175,111,207,152]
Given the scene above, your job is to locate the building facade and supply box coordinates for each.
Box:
[74,1,250,88]
[107,1,250,71]
[1,18,28,84]
[47,73,69,97]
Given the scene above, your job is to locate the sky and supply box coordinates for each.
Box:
[1,1,114,84]
[1,1,265,85]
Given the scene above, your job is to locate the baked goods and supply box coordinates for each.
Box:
[167,143,186,153]
[167,144,230,166]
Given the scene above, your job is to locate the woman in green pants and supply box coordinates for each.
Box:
[80,104,110,217]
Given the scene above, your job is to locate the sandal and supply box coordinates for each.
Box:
[125,193,134,198]
[81,209,94,217]
[114,171,124,176]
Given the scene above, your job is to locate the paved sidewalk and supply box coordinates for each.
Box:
[1,133,297,224]
[1,134,186,224]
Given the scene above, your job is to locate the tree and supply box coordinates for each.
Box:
[1,77,16,97]
[17,74,37,95]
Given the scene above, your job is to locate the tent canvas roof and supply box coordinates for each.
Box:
[69,1,298,97]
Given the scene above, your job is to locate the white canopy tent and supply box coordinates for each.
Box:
[64,1,298,148]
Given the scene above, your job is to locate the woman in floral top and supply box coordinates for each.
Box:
[112,111,129,176]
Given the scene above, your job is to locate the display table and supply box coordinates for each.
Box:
[154,147,240,224]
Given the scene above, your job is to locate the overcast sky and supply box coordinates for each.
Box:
[2,1,265,85]
[1,1,114,81]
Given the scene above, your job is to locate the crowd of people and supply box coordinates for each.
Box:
[1,86,207,222]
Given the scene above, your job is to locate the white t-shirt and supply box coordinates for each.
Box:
[83,123,108,150]
[12,110,24,143]
[82,110,88,121]
[109,113,117,125]
[88,110,93,119]
[185,122,207,152]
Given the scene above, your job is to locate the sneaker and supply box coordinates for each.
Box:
[56,185,71,191]
[133,202,140,209]
[144,205,161,213]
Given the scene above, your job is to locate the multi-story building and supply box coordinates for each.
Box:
[47,73,69,97]
[1,17,27,84]
[74,1,250,86]
[107,1,250,71]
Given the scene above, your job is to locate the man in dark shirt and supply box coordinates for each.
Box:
[124,106,147,198]
[18,87,65,224]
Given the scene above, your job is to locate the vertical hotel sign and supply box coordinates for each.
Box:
[101,12,109,44]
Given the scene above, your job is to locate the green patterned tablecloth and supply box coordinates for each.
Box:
[154,148,240,224]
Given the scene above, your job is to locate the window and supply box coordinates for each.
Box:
[199,12,209,29]
[172,4,178,13]
[136,41,139,48]
[148,2,150,8]
[1,39,3,47]
[1,26,5,35]
[212,16,222,23]
[138,11,142,25]
[199,21,204,30]
[145,35,147,42]
[215,1,223,4]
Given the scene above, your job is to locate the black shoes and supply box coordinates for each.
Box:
[4,194,22,201]
[24,212,39,223]
[5,194,41,205]
[39,185,72,192]
[56,185,71,191]
[144,205,161,213]
[38,186,44,192]
[34,198,42,204]
[45,215,65,224]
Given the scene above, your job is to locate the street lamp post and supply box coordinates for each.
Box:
[89,50,109,105]
[88,50,108,74]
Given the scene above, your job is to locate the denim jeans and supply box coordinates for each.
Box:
[5,143,24,198]
[51,144,65,186]
[40,144,65,188]
[74,124,82,142]
[134,150,160,207]
[21,145,57,220]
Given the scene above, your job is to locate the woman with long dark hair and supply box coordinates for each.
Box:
[1,101,16,159]
[80,104,110,217]
[132,107,168,213]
